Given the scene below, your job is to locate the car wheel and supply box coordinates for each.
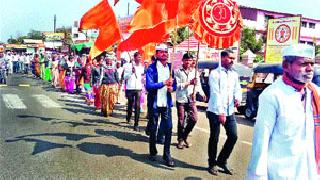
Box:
[245,108,254,120]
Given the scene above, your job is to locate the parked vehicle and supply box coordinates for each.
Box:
[244,64,320,120]
[197,61,253,106]
[244,63,283,120]
[313,66,320,86]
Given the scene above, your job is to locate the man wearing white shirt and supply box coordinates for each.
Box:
[207,50,242,176]
[146,44,175,167]
[247,44,320,179]
[123,52,145,131]
[174,53,206,149]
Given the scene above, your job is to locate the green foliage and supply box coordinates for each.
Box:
[17,36,29,44]
[27,29,43,39]
[7,38,19,44]
[176,26,190,44]
[56,26,72,45]
[169,26,190,45]
[241,27,264,55]
[316,45,320,56]
[254,55,264,63]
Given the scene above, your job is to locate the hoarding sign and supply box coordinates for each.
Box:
[265,17,301,63]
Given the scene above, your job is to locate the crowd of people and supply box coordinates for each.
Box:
[0,43,319,178]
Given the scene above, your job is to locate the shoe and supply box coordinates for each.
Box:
[133,126,140,132]
[148,155,157,161]
[126,118,130,124]
[177,140,184,149]
[217,163,233,175]
[208,166,218,176]
[145,126,150,136]
[184,140,192,148]
[164,158,175,167]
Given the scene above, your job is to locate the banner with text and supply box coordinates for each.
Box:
[265,17,301,63]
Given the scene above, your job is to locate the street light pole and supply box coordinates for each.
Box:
[54,14,56,33]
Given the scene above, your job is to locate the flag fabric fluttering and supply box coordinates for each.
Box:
[118,0,201,52]
[80,0,121,58]
[191,0,243,48]
[118,21,172,52]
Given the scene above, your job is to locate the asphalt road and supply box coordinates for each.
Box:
[0,73,255,179]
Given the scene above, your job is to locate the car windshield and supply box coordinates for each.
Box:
[254,73,276,84]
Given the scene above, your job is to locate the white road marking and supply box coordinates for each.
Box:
[61,94,85,103]
[32,94,62,108]
[2,94,27,109]
[18,84,30,87]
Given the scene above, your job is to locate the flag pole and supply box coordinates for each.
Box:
[192,42,200,99]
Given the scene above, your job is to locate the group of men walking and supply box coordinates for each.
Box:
[1,43,319,178]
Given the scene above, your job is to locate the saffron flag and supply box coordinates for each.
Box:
[129,0,167,33]
[191,0,243,48]
[80,0,121,57]
[118,0,200,52]
[118,21,172,52]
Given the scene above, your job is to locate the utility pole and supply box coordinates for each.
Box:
[127,2,130,16]
[54,14,56,33]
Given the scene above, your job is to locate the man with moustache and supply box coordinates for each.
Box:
[146,44,176,167]
[207,50,242,176]
[247,44,320,179]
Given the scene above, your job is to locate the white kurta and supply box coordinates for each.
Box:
[247,78,320,180]
[207,67,242,116]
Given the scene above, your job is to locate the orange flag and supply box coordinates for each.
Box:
[129,0,167,32]
[118,21,172,52]
[191,0,243,48]
[80,0,121,57]
[139,43,156,63]
[118,0,200,52]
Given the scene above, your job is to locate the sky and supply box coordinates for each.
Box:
[0,0,320,43]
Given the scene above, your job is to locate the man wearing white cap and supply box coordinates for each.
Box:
[247,44,320,179]
[146,43,176,167]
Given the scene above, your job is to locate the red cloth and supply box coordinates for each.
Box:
[282,73,306,91]
[118,0,200,52]
[118,21,172,51]
[307,83,320,174]
[80,0,121,53]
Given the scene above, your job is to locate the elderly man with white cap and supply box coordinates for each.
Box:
[247,44,320,179]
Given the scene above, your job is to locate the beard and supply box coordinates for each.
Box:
[291,72,314,83]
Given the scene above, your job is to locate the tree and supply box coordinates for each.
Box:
[56,26,73,45]
[240,27,264,55]
[17,36,29,44]
[7,38,19,44]
[316,45,320,56]
[169,26,190,45]
[27,29,43,39]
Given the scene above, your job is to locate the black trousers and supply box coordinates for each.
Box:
[176,101,198,141]
[207,111,238,167]
[149,107,172,160]
[126,90,141,126]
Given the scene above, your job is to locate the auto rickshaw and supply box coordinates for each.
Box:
[244,63,283,120]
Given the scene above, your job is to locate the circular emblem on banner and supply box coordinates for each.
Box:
[199,0,239,37]
[275,24,291,43]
